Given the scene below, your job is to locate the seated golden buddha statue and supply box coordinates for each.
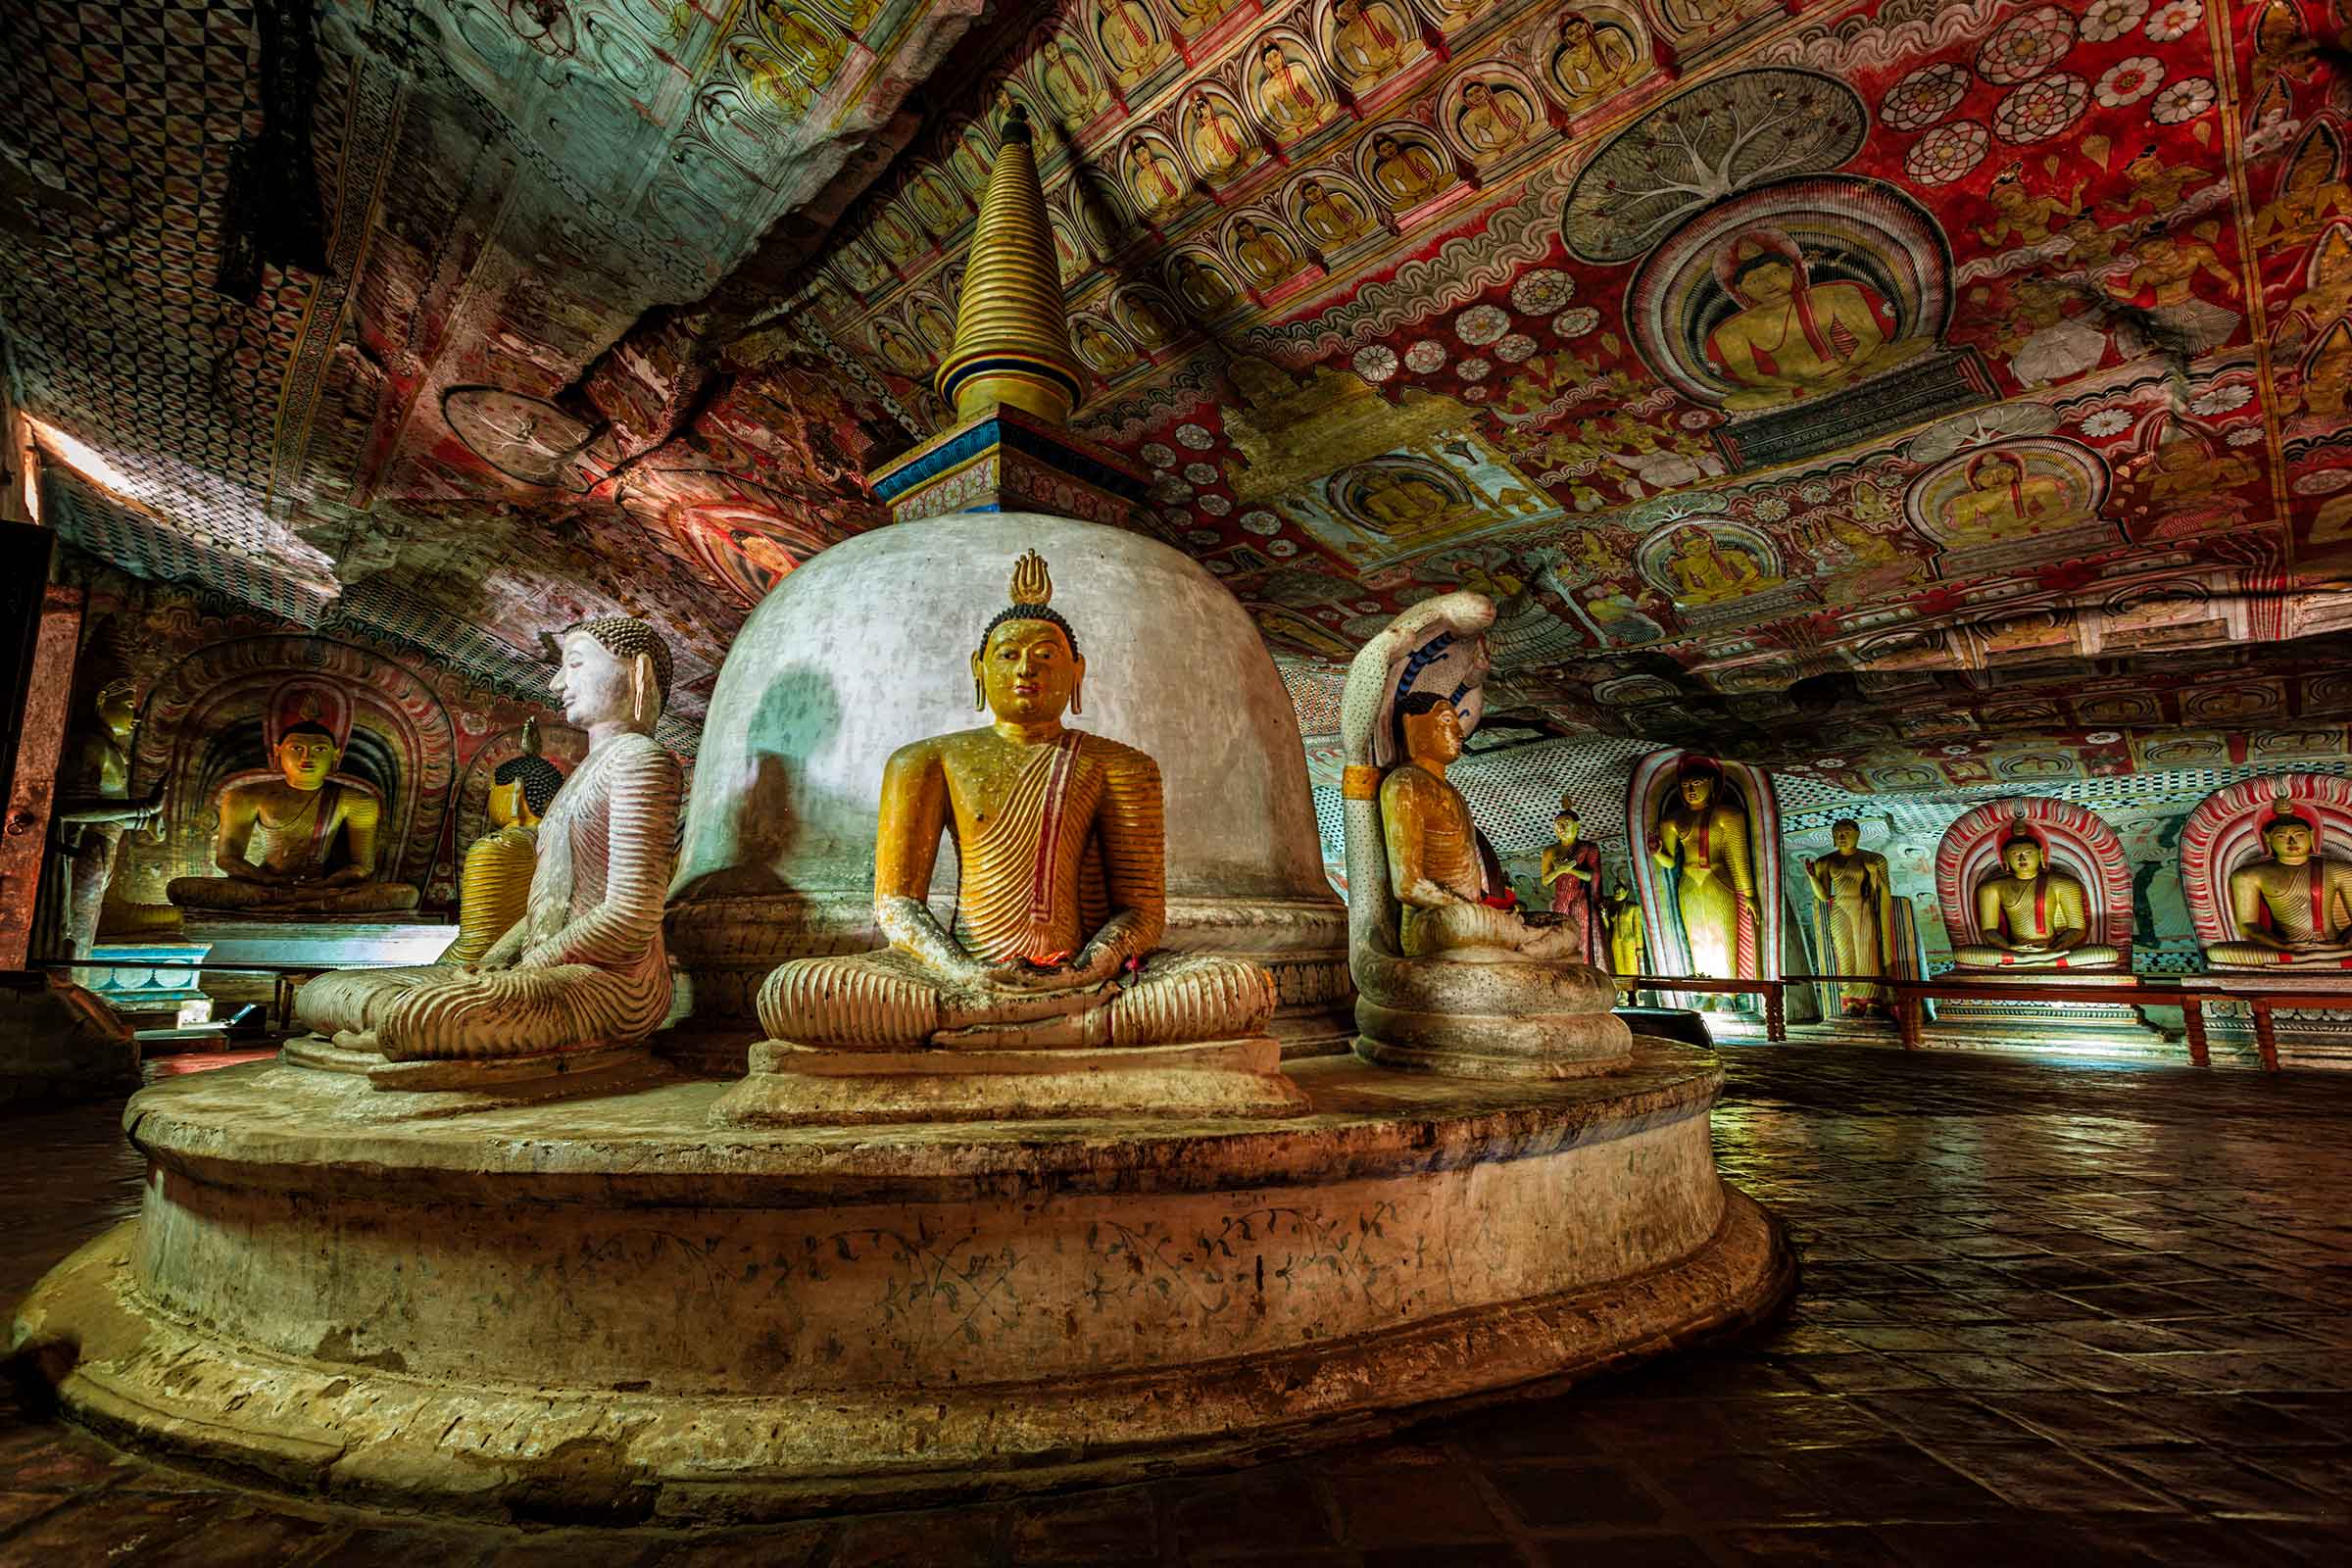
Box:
[1949,825,2122,970]
[2206,802,2352,968]
[166,720,419,916]
[1383,694,1584,963]
[1341,591,1629,1077]
[731,551,1300,1122]
[444,719,565,964]
[292,618,680,1070]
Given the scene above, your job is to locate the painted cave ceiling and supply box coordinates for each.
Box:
[7,0,2352,790]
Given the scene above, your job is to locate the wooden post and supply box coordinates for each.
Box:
[2181,996,2209,1068]
[2251,1000,2279,1075]
[1765,980,1786,1043]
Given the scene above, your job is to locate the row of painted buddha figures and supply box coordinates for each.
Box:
[145,552,2352,1086]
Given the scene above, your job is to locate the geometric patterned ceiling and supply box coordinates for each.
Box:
[8,0,2352,786]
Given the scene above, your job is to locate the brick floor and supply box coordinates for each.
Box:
[3,1043,2349,1564]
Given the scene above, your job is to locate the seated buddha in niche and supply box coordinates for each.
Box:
[166,718,420,915]
[294,619,681,1060]
[1949,821,2122,970]
[2206,801,2352,968]
[756,552,1277,1053]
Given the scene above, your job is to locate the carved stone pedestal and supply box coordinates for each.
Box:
[711,1035,1308,1125]
[13,1039,1788,1525]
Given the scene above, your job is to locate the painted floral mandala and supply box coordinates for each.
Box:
[1995,74,2088,144]
[1176,423,1214,450]
[1352,344,1398,382]
[1977,5,2077,86]
[1550,306,1600,339]
[2096,57,2163,108]
[1241,510,1282,535]
[1403,339,1447,371]
[2078,409,2132,437]
[1458,359,1491,381]
[1906,121,1989,186]
[1509,270,1573,315]
[1184,462,1220,484]
[2152,77,2216,124]
[2082,0,2147,42]
[1140,442,1176,469]
[2292,467,2352,496]
[1494,333,1539,363]
[1880,62,1971,131]
[1267,538,1298,556]
[2145,0,2201,43]
[1454,304,1511,345]
[1198,493,1232,515]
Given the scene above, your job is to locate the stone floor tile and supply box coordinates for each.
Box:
[1166,1471,1336,1555]
[1705,1525,1897,1563]
[1925,1445,2182,1515]
[1631,1454,1836,1529]
[1323,1465,1506,1545]
[2097,1447,2334,1521]
[1526,1536,1712,1568]
[0,1492,229,1568]
[1484,1461,1669,1531]
[1974,1393,2197,1447]
[1005,1489,1161,1563]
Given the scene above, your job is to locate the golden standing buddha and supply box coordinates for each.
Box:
[1650,759,1760,993]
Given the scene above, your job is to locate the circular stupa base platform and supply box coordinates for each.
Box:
[11,1043,1789,1526]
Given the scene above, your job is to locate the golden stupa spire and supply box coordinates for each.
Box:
[935,103,1085,425]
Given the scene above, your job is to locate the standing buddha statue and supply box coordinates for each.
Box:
[1949,819,2122,969]
[43,676,174,958]
[1537,799,1602,964]
[734,552,1299,1120]
[1649,757,1760,996]
[292,618,681,1064]
[445,719,566,964]
[166,716,420,916]
[1805,817,1893,1015]
[2205,799,2352,968]
[1605,874,1645,980]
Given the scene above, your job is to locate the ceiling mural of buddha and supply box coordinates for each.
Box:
[4,0,2350,789]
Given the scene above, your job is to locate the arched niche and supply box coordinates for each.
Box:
[1625,750,1784,994]
[2179,772,2352,956]
[1934,797,2133,966]
[130,637,458,897]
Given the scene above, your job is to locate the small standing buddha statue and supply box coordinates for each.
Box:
[166,714,420,916]
[733,551,1300,1122]
[1949,819,2122,970]
[292,618,681,1068]
[445,719,566,964]
[2206,799,2352,968]
[1649,758,1760,994]
[1382,695,1585,962]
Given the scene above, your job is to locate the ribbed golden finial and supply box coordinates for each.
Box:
[936,103,1086,424]
[521,714,542,757]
